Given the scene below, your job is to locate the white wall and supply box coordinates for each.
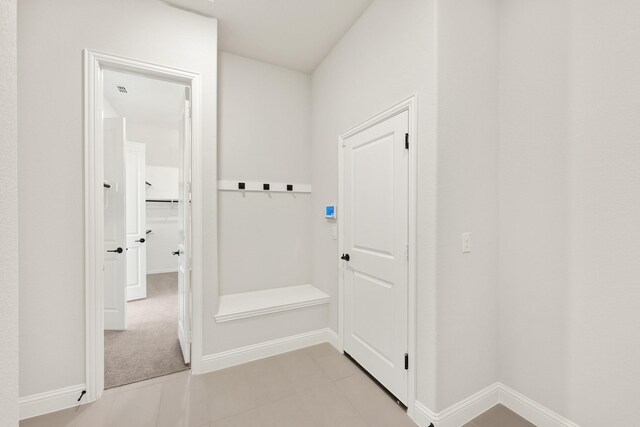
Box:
[312,0,499,411]
[498,0,571,416]
[127,122,179,168]
[0,0,19,425]
[201,52,323,356]
[435,0,499,410]
[218,52,311,183]
[311,1,437,409]
[217,52,312,295]
[218,192,312,294]
[568,2,640,423]
[103,98,119,119]
[18,0,218,397]
[104,87,181,169]
[499,0,640,425]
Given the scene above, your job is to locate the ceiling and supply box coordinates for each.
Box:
[163,0,374,72]
[104,70,186,128]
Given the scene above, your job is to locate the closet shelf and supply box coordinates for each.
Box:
[146,199,178,203]
[214,284,329,323]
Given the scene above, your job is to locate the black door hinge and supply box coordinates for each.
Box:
[405,133,409,150]
[404,353,409,370]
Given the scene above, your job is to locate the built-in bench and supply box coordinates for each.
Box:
[214,284,330,323]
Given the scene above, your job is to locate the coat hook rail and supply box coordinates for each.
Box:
[217,180,312,194]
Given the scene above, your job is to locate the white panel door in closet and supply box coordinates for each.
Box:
[342,111,409,404]
[177,98,192,364]
[104,118,127,330]
[126,141,147,301]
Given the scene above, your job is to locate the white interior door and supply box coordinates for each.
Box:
[104,117,127,331]
[126,141,147,301]
[177,95,192,364]
[342,111,409,404]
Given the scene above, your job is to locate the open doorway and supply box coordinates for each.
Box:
[85,50,203,403]
[101,69,192,389]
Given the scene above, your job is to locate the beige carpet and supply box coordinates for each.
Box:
[104,273,189,389]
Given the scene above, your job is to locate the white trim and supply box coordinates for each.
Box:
[413,401,436,427]
[19,384,86,420]
[499,383,580,427]
[325,328,341,351]
[214,285,329,322]
[218,180,312,193]
[199,328,336,373]
[84,49,203,402]
[337,95,418,416]
[186,60,204,376]
[414,384,499,427]
[413,383,580,427]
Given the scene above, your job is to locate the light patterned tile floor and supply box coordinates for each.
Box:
[20,344,535,427]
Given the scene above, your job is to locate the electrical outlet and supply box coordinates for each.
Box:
[462,232,471,254]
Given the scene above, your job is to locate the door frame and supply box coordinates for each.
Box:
[337,95,418,418]
[125,140,147,302]
[83,49,203,402]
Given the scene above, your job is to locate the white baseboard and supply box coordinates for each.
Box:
[198,328,336,373]
[20,329,337,419]
[413,401,435,427]
[19,384,87,420]
[413,383,579,427]
[325,328,341,351]
[499,383,579,427]
[414,383,499,427]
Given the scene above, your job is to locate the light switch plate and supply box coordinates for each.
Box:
[462,232,471,254]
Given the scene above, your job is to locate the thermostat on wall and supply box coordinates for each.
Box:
[325,205,336,219]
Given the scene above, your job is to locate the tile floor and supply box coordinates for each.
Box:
[463,404,536,427]
[21,343,535,427]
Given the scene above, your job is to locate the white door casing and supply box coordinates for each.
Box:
[342,110,409,404]
[103,117,127,331]
[126,141,147,301]
[178,96,192,364]
[86,50,203,403]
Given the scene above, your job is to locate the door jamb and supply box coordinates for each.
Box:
[84,49,203,402]
[337,95,418,419]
